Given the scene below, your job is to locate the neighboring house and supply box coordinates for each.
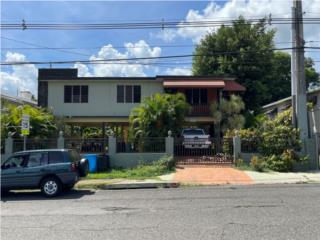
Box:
[262,87,320,118]
[262,87,320,135]
[1,91,37,112]
[38,68,245,136]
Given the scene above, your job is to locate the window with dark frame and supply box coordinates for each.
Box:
[133,86,141,103]
[185,88,208,105]
[117,85,141,103]
[117,85,124,103]
[125,85,133,103]
[64,85,89,103]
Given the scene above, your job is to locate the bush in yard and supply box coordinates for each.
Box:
[260,109,301,156]
[154,155,175,171]
[266,149,307,172]
[250,155,266,172]
[258,109,306,172]
[235,158,244,167]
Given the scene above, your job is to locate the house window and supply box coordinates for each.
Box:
[117,85,141,103]
[64,85,88,103]
[185,88,207,105]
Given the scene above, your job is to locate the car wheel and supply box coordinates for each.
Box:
[41,177,62,197]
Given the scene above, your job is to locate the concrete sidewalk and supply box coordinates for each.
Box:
[245,170,320,184]
[76,169,320,189]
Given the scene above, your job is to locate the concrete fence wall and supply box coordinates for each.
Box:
[233,136,319,170]
[107,135,173,168]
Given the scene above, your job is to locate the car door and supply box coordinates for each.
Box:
[1,154,28,189]
[21,152,49,188]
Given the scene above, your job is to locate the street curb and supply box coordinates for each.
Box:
[101,181,180,190]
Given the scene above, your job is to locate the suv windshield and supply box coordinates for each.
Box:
[183,129,204,135]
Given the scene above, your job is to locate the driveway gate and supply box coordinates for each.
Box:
[174,137,233,165]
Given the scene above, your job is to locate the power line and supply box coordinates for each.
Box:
[2,36,320,51]
[1,36,91,57]
[1,18,320,30]
[1,47,318,66]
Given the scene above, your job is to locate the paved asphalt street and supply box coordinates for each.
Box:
[1,184,320,240]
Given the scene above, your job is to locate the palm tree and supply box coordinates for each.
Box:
[129,93,190,140]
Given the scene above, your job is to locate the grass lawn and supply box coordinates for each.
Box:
[85,165,174,180]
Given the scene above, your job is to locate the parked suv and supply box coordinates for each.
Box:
[182,128,211,149]
[1,149,89,197]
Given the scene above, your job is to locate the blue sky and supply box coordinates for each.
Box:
[1,0,320,96]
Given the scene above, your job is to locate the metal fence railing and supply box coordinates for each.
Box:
[240,138,261,153]
[12,138,58,153]
[174,137,233,157]
[64,138,108,153]
[116,138,166,153]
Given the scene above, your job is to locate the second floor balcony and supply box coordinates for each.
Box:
[189,104,211,116]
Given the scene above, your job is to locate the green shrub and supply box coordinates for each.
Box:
[154,155,175,170]
[259,109,301,155]
[250,155,266,172]
[235,158,244,167]
[266,149,306,172]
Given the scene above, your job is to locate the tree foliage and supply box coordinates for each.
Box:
[266,52,320,103]
[1,104,57,139]
[193,17,275,112]
[305,57,320,87]
[211,95,245,134]
[129,93,190,140]
[192,17,320,112]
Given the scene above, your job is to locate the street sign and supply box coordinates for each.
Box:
[21,114,30,135]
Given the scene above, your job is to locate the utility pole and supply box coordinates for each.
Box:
[291,0,309,145]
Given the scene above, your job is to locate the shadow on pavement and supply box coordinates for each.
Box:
[1,189,95,202]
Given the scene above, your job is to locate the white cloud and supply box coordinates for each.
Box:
[154,0,320,70]
[0,52,38,96]
[74,63,92,77]
[125,40,161,59]
[76,40,162,77]
[151,29,177,43]
[165,67,192,75]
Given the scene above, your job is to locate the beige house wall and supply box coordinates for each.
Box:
[47,80,163,117]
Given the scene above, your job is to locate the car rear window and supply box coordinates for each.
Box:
[183,129,204,135]
[48,151,65,164]
[68,150,80,163]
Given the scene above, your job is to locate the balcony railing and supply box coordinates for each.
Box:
[189,104,211,116]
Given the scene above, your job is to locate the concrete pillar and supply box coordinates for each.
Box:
[165,130,174,156]
[108,136,117,168]
[233,135,241,161]
[57,131,65,149]
[5,133,14,158]
[108,136,116,156]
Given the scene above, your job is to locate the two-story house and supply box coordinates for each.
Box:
[38,68,245,136]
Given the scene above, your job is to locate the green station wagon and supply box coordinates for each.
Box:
[1,149,89,197]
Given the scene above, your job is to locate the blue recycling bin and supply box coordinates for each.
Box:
[82,154,98,173]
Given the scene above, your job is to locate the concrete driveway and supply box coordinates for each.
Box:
[174,166,253,185]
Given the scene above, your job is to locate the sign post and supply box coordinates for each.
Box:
[21,114,30,151]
